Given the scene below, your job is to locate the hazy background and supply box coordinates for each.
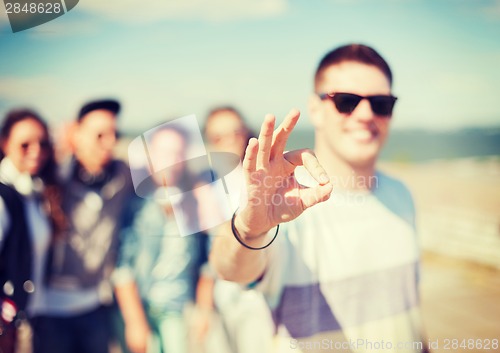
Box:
[1,0,500,133]
[1,1,499,352]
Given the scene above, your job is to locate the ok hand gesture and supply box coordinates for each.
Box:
[234,109,333,240]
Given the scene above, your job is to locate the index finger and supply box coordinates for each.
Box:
[270,109,300,160]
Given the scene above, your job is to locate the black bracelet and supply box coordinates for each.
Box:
[231,210,280,250]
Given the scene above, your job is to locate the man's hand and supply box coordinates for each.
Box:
[236,109,333,240]
[191,307,212,344]
[114,282,152,353]
[209,109,333,283]
[124,320,151,353]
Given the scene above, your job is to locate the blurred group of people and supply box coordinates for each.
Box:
[0,99,273,353]
[2,43,429,353]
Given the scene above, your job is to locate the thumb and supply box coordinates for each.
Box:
[299,183,333,210]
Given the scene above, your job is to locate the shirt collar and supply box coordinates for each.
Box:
[0,157,44,197]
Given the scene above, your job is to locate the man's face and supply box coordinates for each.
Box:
[74,109,117,172]
[311,61,393,168]
[149,129,187,187]
[205,111,248,159]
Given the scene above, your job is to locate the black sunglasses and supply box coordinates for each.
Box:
[318,92,397,116]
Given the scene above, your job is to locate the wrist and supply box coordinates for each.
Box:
[196,306,214,314]
[124,320,149,332]
[234,213,270,240]
[123,313,149,328]
[231,210,280,250]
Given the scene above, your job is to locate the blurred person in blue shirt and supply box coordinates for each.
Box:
[113,123,209,353]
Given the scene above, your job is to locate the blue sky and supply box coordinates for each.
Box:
[1,0,499,132]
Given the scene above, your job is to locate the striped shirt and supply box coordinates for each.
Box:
[258,168,424,353]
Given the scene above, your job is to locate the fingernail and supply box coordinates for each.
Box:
[320,173,329,184]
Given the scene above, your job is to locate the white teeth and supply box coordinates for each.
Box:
[350,130,373,140]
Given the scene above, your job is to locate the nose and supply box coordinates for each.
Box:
[221,137,239,148]
[352,98,375,122]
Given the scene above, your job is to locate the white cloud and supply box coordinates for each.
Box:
[28,19,98,36]
[0,76,60,100]
[0,76,95,126]
[1,0,287,35]
[78,0,288,23]
[393,69,500,130]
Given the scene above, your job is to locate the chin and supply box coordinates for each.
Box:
[347,157,375,169]
[99,156,113,167]
[348,140,380,157]
[25,163,42,176]
[28,169,41,176]
[343,148,379,168]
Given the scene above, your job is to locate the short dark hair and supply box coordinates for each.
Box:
[314,44,393,90]
[77,99,120,122]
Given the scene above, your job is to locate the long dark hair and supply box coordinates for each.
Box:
[0,108,67,238]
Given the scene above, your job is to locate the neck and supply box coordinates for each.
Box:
[314,140,377,192]
[76,158,104,175]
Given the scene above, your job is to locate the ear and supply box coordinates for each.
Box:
[308,93,324,129]
[70,123,81,149]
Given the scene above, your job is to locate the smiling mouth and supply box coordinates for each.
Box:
[349,129,378,142]
[26,157,43,165]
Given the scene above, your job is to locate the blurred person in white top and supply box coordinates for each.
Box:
[201,106,274,353]
[0,109,64,353]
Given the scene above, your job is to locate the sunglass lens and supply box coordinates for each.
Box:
[370,96,396,115]
[333,94,362,114]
